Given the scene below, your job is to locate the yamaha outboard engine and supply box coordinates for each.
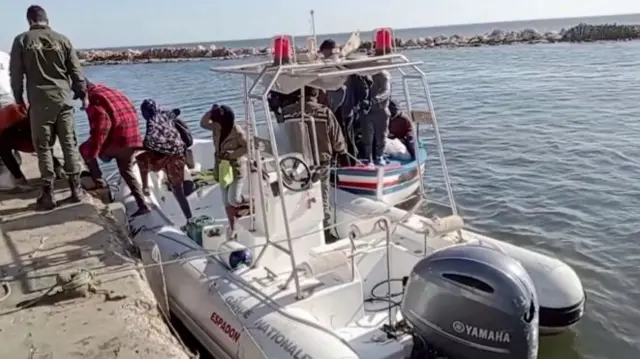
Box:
[401,244,539,359]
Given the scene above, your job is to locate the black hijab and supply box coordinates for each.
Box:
[211,104,235,145]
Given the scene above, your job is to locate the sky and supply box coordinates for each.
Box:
[2,0,640,50]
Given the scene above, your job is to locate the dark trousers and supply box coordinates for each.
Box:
[403,138,417,160]
[83,147,146,208]
[360,110,389,161]
[0,123,61,180]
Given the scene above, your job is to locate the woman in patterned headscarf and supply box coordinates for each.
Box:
[137,99,192,221]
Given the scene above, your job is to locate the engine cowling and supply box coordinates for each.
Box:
[401,244,539,359]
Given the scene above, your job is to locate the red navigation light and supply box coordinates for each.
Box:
[272,35,292,64]
[374,28,393,54]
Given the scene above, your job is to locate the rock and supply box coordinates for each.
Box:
[79,23,640,66]
[404,38,417,47]
[521,28,543,41]
[561,23,640,42]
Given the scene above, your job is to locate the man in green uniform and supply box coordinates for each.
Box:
[281,87,349,244]
[10,5,88,210]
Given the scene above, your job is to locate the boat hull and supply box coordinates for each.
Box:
[126,201,361,359]
[332,147,427,206]
[112,137,583,359]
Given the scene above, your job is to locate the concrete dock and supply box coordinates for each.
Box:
[0,153,191,359]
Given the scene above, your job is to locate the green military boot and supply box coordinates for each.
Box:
[67,174,87,203]
[35,182,57,211]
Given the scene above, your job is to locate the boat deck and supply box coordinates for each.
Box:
[0,154,190,359]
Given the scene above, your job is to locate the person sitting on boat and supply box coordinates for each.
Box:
[387,100,416,160]
[200,104,249,239]
[0,103,66,191]
[281,86,348,244]
[137,99,193,222]
[360,50,391,167]
[78,79,150,216]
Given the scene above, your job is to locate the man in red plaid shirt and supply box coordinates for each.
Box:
[79,79,150,216]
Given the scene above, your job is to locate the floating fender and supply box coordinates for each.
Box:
[298,251,351,279]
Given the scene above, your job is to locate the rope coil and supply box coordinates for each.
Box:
[0,269,96,316]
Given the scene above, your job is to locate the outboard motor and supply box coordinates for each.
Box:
[401,244,539,359]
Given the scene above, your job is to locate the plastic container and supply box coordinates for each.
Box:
[184,215,215,246]
[215,240,253,271]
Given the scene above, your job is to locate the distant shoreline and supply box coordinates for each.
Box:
[78,23,640,67]
[80,13,640,51]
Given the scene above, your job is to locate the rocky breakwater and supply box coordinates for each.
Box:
[80,23,640,66]
[78,44,265,66]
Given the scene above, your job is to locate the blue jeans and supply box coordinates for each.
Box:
[221,178,245,206]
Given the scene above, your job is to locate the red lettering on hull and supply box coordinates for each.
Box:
[210,312,241,343]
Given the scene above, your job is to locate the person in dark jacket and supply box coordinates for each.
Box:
[341,75,373,163]
[9,5,87,210]
[360,42,392,166]
[282,87,348,244]
[388,100,416,160]
[361,69,391,166]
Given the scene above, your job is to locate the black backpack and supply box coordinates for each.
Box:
[169,108,194,148]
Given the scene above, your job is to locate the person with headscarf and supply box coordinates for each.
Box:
[200,104,248,239]
[137,99,192,221]
[79,79,150,217]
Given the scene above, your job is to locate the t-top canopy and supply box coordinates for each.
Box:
[211,53,423,94]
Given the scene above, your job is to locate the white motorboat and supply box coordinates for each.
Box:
[113,29,585,359]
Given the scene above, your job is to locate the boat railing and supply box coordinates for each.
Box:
[278,214,393,301]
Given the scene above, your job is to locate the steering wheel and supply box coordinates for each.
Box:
[279,156,312,192]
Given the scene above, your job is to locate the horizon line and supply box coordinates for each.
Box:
[83,12,640,50]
